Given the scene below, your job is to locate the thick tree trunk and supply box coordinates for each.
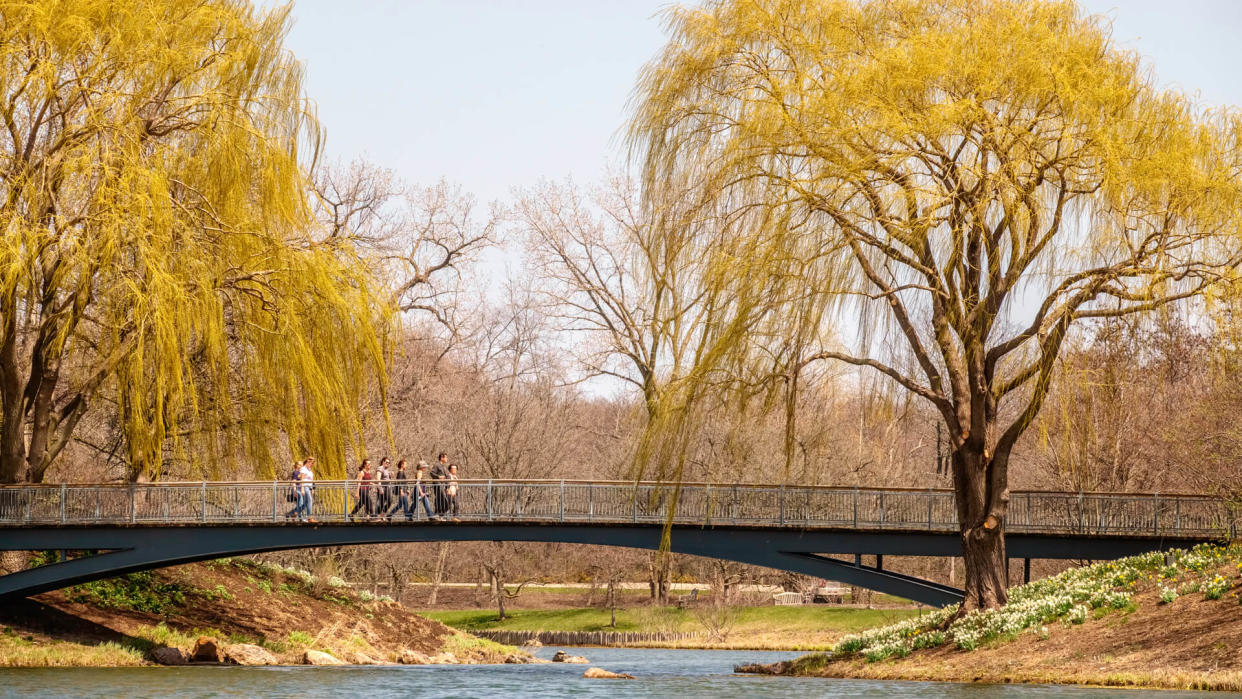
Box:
[952,443,1011,611]
[960,521,1008,610]
[648,553,670,604]
[0,306,26,484]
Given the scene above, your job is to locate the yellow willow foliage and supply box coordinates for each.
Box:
[627,0,1242,464]
[0,0,390,481]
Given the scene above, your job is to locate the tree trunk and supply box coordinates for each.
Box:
[428,541,449,605]
[488,567,508,620]
[607,579,617,628]
[952,444,1010,611]
[0,306,26,484]
[960,523,1007,610]
[647,553,670,605]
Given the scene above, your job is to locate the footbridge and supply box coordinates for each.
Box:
[0,481,1235,607]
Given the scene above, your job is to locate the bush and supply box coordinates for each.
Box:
[68,573,189,615]
[287,631,313,647]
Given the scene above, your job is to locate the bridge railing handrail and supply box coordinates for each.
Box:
[0,479,1235,539]
[0,479,1230,500]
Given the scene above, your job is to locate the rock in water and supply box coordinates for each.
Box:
[151,646,187,665]
[303,650,346,666]
[522,638,542,648]
[398,649,432,665]
[224,643,277,666]
[552,650,589,664]
[346,651,384,665]
[191,637,221,663]
[583,667,635,679]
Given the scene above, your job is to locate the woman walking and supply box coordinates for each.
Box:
[349,459,375,520]
[376,457,392,514]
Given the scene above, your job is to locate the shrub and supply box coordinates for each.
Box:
[68,572,189,615]
[1159,586,1178,604]
[287,631,313,647]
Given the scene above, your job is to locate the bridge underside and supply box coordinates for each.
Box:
[0,523,1215,607]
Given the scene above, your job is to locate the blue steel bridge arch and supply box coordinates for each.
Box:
[0,522,1216,607]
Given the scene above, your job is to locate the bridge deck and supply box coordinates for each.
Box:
[0,480,1236,538]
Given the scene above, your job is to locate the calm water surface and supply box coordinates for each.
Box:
[1,648,1238,699]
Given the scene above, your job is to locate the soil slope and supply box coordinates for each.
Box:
[0,558,520,666]
[745,548,1242,691]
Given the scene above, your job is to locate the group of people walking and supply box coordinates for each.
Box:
[284,453,461,523]
[349,453,461,522]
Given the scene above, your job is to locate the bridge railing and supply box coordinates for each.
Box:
[0,481,1235,538]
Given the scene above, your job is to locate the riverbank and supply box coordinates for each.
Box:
[0,558,526,667]
[740,544,1242,691]
[425,605,924,650]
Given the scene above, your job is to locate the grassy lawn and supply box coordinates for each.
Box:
[424,605,925,640]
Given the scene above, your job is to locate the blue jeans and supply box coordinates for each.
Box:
[415,492,435,519]
[389,493,411,520]
[296,490,313,519]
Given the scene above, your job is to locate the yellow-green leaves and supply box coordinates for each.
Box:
[0,0,389,481]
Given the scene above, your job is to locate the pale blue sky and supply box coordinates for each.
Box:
[275,1,1242,205]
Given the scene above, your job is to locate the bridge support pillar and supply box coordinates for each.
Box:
[1023,558,1031,584]
[875,554,883,571]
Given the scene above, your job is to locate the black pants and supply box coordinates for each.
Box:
[350,490,374,517]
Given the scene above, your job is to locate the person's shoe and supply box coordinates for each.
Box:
[452,517,461,522]
[306,518,317,523]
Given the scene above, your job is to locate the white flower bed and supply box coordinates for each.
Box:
[831,544,1239,662]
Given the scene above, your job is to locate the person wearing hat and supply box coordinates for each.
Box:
[413,460,437,520]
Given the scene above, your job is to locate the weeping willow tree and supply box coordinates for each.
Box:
[0,0,390,483]
[628,0,1242,610]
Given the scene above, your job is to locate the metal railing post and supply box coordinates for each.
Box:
[705,483,711,525]
[486,480,493,521]
[852,486,859,528]
[632,488,638,523]
[587,484,594,522]
[129,483,136,523]
[559,480,565,523]
[344,480,350,522]
[60,483,66,523]
[271,480,277,522]
[927,488,933,529]
[201,481,207,523]
[1174,497,1181,533]
[1152,493,1160,536]
[1077,492,1084,534]
[779,484,786,526]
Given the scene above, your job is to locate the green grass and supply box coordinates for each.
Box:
[424,606,923,637]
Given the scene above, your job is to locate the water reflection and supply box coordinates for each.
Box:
[0,648,1237,699]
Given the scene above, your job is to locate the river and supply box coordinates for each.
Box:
[1,648,1239,698]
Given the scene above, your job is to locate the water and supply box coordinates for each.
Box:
[1,648,1238,698]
